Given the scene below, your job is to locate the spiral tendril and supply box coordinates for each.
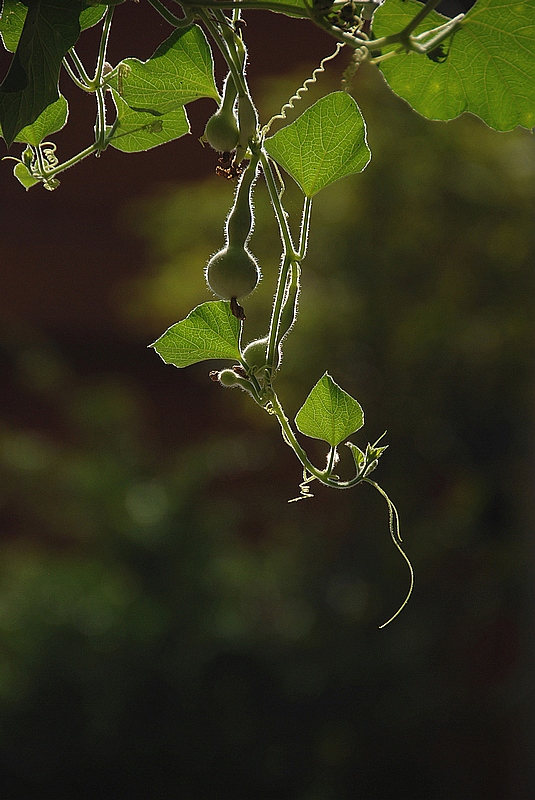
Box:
[262,42,344,137]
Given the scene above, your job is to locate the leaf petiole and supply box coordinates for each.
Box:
[65,48,93,89]
[146,0,194,28]
[62,56,92,91]
[298,195,312,260]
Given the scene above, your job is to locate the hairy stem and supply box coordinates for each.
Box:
[267,252,293,368]
[198,8,248,98]
[298,196,312,260]
[94,6,114,85]
[62,56,92,91]
[66,48,93,87]
[259,150,297,257]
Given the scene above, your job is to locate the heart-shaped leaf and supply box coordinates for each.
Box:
[151,301,242,368]
[295,372,364,447]
[264,92,371,197]
[374,0,535,131]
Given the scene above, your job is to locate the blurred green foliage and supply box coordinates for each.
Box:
[0,64,533,798]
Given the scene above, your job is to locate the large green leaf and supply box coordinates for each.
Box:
[295,372,364,447]
[108,89,189,152]
[0,0,26,52]
[107,24,219,116]
[12,93,68,145]
[0,2,107,53]
[151,301,242,368]
[264,92,371,197]
[374,0,535,131]
[0,0,83,146]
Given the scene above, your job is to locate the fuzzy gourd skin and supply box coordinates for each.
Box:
[218,368,240,387]
[243,336,281,372]
[204,109,239,153]
[205,154,260,300]
[205,245,260,300]
[243,337,268,369]
[225,157,256,246]
[203,74,239,152]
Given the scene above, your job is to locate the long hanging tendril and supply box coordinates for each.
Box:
[364,479,415,628]
[262,42,344,136]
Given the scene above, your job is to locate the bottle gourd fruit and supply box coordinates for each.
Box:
[205,154,260,301]
[203,73,239,153]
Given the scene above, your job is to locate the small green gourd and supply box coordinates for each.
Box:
[205,155,261,300]
[218,368,240,387]
[218,369,256,397]
[243,337,269,370]
[203,73,239,153]
[243,335,282,374]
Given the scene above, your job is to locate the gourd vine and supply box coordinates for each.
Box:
[1,0,534,626]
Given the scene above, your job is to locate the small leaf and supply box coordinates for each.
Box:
[14,94,68,146]
[151,301,242,368]
[0,0,83,146]
[13,160,39,189]
[346,441,365,472]
[295,372,364,447]
[0,0,27,52]
[374,0,535,131]
[108,25,219,116]
[108,90,189,152]
[264,92,371,197]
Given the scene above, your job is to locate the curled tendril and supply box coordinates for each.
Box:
[41,142,59,169]
[288,469,315,502]
[262,42,344,137]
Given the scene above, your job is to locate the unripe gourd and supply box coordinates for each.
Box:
[218,368,240,387]
[242,337,268,369]
[243,336,281,372]
[205,155,260,300]
[203,74,239,153]
[205,245,259,300]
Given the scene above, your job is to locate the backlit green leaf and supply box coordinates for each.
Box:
[374,0,535,131]
[13,159,39,189]
[108,90,189,152]
[108,24,219,116]
[295,372,364,447]
[346,441,365,472]
[264,92,371,197]
[14,94,68,145]
[151,301,242,368]
[0,0,83,146]
[251,0,309,18]
[0,0,26,52]
[79,4,106,30]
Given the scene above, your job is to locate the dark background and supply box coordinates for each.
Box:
[1,2,534,798]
